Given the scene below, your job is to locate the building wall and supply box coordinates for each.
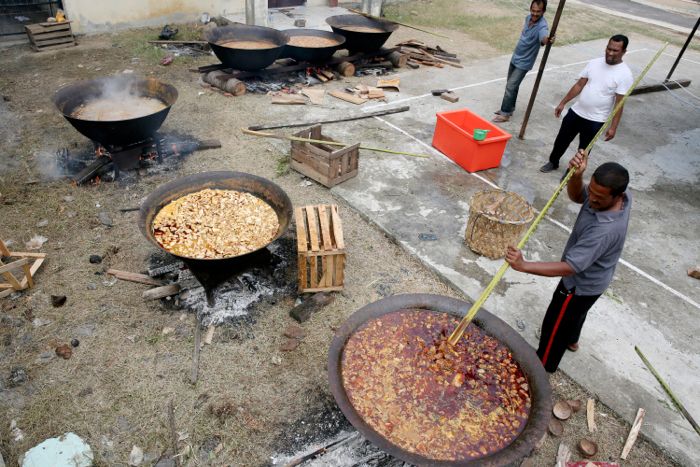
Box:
[64,0,332,34]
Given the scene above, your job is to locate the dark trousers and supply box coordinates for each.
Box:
[498,63,529,116]
[548,109,604,167]
[537,280,601,373]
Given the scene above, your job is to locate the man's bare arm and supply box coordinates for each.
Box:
[555,78,588,117]
[605,94,625,141]
[506,247,576,277]
[567,149,588,204]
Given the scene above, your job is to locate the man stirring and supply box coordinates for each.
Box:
[506,149,631,372]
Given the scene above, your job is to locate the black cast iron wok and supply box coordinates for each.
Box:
[205,24,289,71]
[282,29,346,62]
[325,14,398,52]
[328,293,552,466]
[53,75,178,147]
[138,171,293,296]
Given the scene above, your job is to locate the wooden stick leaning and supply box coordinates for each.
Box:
[241,128,430,158]
[347,8,450,39]
[635,346,700,438]
[447,43,668,346]
[248,106,410,131]
[620,407,645,459]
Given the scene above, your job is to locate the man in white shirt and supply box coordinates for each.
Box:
[540,35,633,173]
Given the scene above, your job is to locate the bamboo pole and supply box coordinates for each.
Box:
[347,8,450,39]
[635,346,700,438]
[241,128,430,159]
[518,0,566,140]
[447,43,667,346]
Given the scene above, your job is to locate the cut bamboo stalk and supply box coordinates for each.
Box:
[621,408,645,459]
[587,398,597,432]
[635,346,700,438]
[241,128,430,159]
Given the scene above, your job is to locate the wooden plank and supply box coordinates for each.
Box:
[8,252,46,258]
[0,240,11,257]
[294,206,308,252]
[330,205,345,249]
[26,23,71,34]
[620,408,645,459]
[305,207,320,252]
[587,399,597,432]
[39,20,73,26]
[300,285,344,293]
[0,284,13,289]
[33,42,77,52]
[318,206,334,287]
[0,258,31,275]
[107,268,165,286]
[22,263,34,288]
[298,254,308,292]
[305,208,320,288]
[318,205,333,251]
[329,90,366,105]
[0,256,44,297]
[142,284,181,300]
[28,30,73,41]
[299,249,345,257]
[33,36,75,47]
[335,254,345,288]
[290,160,333,187]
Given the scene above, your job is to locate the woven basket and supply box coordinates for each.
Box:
[465,190,535,259]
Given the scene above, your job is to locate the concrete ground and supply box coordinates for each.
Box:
[574,0,699,33]
[252,34,700,465]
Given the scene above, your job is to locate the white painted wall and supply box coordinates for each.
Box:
[64,0,334,34]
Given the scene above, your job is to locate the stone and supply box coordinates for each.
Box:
[154,459,175,467]
[128,445,143,466]
[98,212,113,227]
[87,283,97,291]
[75,324,96,337]
[280,338,300,352]
[51,295,67,307]
[36,351,55,364]
[22,432,93,467]
[89,255,102,264]
[290,292,335,323]
[282,324,305,340]
[8,367,27,387]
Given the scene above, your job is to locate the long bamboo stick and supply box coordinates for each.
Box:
[247,106,410,131]
[447,43,668,346]
[635,346,700,438]
[241,128,430,159]
[347,8,450,39]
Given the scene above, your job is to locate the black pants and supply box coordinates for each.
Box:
[537,281,601,373]
[548,109,604,167]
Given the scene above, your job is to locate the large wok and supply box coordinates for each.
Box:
[205,24,289,71]
[282,29,346,62]
[138,171,293,298]
[53,75,177,147]
[326,14,398,52]
[329,294,552,466]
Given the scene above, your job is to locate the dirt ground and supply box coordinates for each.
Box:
[0,4,685,467]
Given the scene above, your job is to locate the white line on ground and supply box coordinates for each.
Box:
[363,49,650,112]
[662,52,700,66]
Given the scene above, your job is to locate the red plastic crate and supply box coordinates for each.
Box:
[432,108,512,172]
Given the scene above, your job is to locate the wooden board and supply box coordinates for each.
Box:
[296,205,346,293]
[329,91,366,105]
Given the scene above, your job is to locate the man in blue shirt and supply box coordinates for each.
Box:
[505,149,632,372]
[493,0,552,123]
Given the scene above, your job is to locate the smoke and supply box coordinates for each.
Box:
[72,75,167,122]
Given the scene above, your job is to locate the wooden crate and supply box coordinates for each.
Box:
[290,125,359,188]
[25,21,76,52]
[295,204,346,293]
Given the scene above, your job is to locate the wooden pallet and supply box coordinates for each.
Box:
[295,205,345,293]
[25,21,76,52]
[0,239,46,298]
[291,125,359,188]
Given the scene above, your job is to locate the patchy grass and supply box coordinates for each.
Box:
[275,154,290,177]
[384,0,698,53]
[111,23,209,66]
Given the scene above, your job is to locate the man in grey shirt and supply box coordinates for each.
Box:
[493,0,552,123]
[505,149,631,372]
